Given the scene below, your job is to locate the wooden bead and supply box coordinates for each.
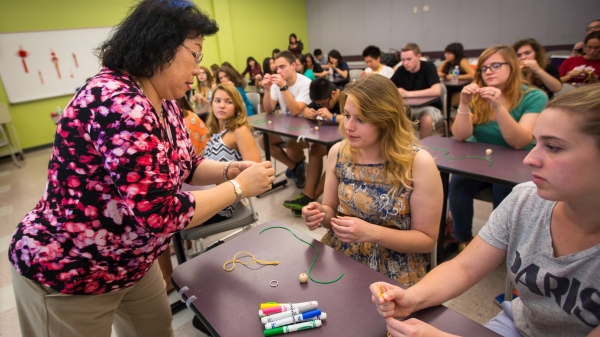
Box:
[486,149,492,156]
[314,126,319,131]
[299,273,308,283]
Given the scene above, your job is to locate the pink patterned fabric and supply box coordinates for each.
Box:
[8,68,202,294]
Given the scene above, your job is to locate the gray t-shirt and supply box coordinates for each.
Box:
[479,182,600,337]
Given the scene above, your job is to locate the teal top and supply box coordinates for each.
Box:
[467,86,547,150]
[303,69,315,81]
[236,86,255,116]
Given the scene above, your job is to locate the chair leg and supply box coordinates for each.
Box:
[8,145,21,168]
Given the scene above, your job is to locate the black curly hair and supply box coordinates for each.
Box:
[98,0,219,78]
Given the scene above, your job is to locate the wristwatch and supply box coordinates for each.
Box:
[332,113,337,122]
[280,85,289,91]
[229,179,243,204]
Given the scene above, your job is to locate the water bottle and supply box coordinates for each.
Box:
[328,67,334,81]
[207,89,212,103]
[451,65,460,84]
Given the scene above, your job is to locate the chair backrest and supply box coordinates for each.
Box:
[349,69,362,82]
[554,83,576,97]
[0,104,13,124]
[246,92,261,114]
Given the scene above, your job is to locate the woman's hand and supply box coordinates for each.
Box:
[232,161,275,197]
[370,282,418,319]
[225,161,255,180]
[330,216,372,242]
[192,93,208,106]
[459,83,480,106]
[302,202,325,230]
[478,86,505,110]
[262,74,273,90]
[386,317,451,337]
[520,59,541,73]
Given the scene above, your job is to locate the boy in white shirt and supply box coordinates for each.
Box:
[361,45,395,79]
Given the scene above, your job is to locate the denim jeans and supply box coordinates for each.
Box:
[448,175,513,242]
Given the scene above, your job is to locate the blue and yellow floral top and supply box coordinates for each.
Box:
[321,145,427,286]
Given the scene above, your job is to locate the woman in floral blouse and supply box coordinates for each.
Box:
[8,1,275,336]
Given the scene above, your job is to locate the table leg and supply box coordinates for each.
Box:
[257,132,287,198]
[437,172,457,262]
[170,232,189,315]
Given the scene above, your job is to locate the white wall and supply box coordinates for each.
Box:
[306,0,599,56]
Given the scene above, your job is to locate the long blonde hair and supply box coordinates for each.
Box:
[338,75,418,195]
[471,45,530,125]
[206,83,252,137]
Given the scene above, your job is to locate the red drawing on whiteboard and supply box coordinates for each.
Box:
[70,70,74,78]
[38,70,44,84]
[51,50,61,79]
[17,45,29,73]
[72,52,79,68]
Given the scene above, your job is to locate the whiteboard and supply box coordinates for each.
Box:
[0,27,113,104]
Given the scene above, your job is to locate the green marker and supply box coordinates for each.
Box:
[263,320,322,336]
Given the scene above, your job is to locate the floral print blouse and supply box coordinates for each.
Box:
[8,68,202,294]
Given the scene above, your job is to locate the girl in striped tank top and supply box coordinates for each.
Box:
[204,83,261,222]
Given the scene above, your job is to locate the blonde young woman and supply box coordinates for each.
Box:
[301,75,443,286]
[192,65,215,109]
[450,45,548,250]
[371,83,600,337]
[203,83,261,223]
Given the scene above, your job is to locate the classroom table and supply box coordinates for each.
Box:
[403,95,440,107]
[248,113,343,195]
[172,221,501,337]
[419,137,530,261]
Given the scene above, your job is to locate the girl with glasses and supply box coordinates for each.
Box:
[560,31,600,84]
[449,45,548,251]
[192,65,215,114]
[513,38,563,98]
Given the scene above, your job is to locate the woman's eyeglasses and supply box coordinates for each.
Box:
[478,62,509,73]
[182,45,204,64]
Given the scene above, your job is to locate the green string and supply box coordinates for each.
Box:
[429,146,494,167]
[259,226,344,284]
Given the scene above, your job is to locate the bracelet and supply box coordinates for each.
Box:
[456,109,471,115]
[223,161,233,181]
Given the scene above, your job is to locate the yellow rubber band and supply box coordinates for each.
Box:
[223,251,279,272]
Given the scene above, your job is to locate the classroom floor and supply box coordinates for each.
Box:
[0,137,504,337]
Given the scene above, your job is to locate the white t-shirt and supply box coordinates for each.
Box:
[270,73,311,115]
[364,65,395,79]
[479,182,600,337]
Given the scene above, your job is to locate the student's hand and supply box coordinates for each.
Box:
[271,74,286,88]
[398,88,411,98]
[302,202,325,230]
[444,74,453,81]
[262,74,273,90]
[254,74,263,82]
[233,161,275,197]
[386,317,450,337]
[520,59,541,73]
[192,93,207,106]
[330,216,372,242]
[304,108,319,120]
[459,83,480,106]
[437,71,445,78]
[316,108,333,121]
[478,86,505,110]
[566,68,585,80]
[225,160,261,180]
[370,282,418,319]
[360,71,367,77]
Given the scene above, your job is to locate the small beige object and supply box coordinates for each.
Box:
[270,280,279,287]
[299,273,308,283]
[314,126,319,131]
[268,120,272,124]
[486,149,492,156]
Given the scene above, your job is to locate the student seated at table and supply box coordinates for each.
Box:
[216,66,255,116]
[261,50,312,188]
[192,65,216,113]
[437,42,475,82]
[450,45,548,251]
[305,53,327,78]
[327,49,350,87]
[296,54,315,80]
[570,19,600,57]
[314,48,328,66]
[302,75,442,286]
[390,43,443,139]
[283,78,342,216]
[241,56,262,86]
[370,84,600,337]
[560,31,600,84]
[361,45,395,79]
[513,38,562,99]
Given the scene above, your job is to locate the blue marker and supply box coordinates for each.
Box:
[265,309,322,330]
